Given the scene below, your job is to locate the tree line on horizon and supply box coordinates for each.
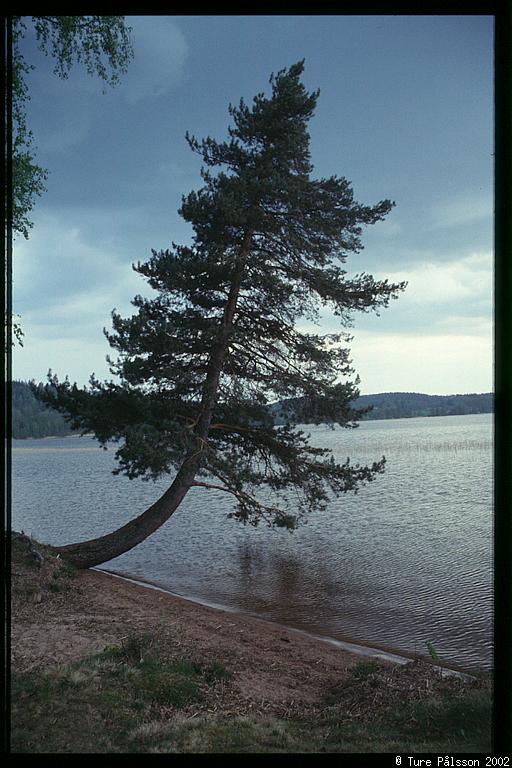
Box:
[12,380,493,439]
[12,380,75,438]
[354,391,494,420]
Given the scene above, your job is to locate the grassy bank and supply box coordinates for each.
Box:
[11,642,491,753]
[10,534,492,753]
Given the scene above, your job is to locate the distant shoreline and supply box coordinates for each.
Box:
[11,411,493,441]
[12,432,96,441]
[13,378,493,439]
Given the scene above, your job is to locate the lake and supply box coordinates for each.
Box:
[11,412,493,673]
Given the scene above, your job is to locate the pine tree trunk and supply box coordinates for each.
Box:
[54,231,252,569]
[53,461,198,568]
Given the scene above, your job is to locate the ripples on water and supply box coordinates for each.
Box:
[12,413,493,672]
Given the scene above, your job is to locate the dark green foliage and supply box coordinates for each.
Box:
[36,61,407,532]
[355,391,494,420]
[349,660,380,679]
[272,391,494,423]
[15,379,492,439]
[10,18,48,241]
[12,380,75,438]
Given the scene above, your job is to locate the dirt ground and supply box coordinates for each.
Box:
[10,537,493,754]
[11,548,380,711]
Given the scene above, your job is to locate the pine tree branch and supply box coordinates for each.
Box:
[194,472,289,528]
[191,480,238,496]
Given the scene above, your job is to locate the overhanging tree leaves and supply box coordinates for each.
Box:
[11,15,134,240]
[6,16,133,350]
[35,61,407,569]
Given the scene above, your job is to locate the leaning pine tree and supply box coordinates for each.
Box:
[36,61,406,568]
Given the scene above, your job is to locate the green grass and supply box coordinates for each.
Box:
[314,689,492,753]
[348,659,380,679]
[10,634,491,754]
[11,532,77,596]
[11,633,233,753]
[10,535,493,753]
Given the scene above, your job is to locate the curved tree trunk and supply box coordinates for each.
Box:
[53,460,198,568]
[53,231,253,569]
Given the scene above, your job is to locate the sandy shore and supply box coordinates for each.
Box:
[12,561,383,709]
[11,537,493,754]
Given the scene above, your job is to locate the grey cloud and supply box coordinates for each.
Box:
[116,16,188,103]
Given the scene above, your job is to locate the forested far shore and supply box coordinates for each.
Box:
[353,391,493,421]
[12,381,494,439]
[12,381,74,439]
[12,380,493,439]
[271,391,493,425]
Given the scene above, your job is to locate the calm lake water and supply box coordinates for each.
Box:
[12,413,493,672]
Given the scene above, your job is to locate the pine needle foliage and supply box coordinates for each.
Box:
[36,61,406,536]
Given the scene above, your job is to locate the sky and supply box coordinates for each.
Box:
[12,15,494,396]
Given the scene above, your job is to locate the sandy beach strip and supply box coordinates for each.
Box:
[12,563,397,708]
